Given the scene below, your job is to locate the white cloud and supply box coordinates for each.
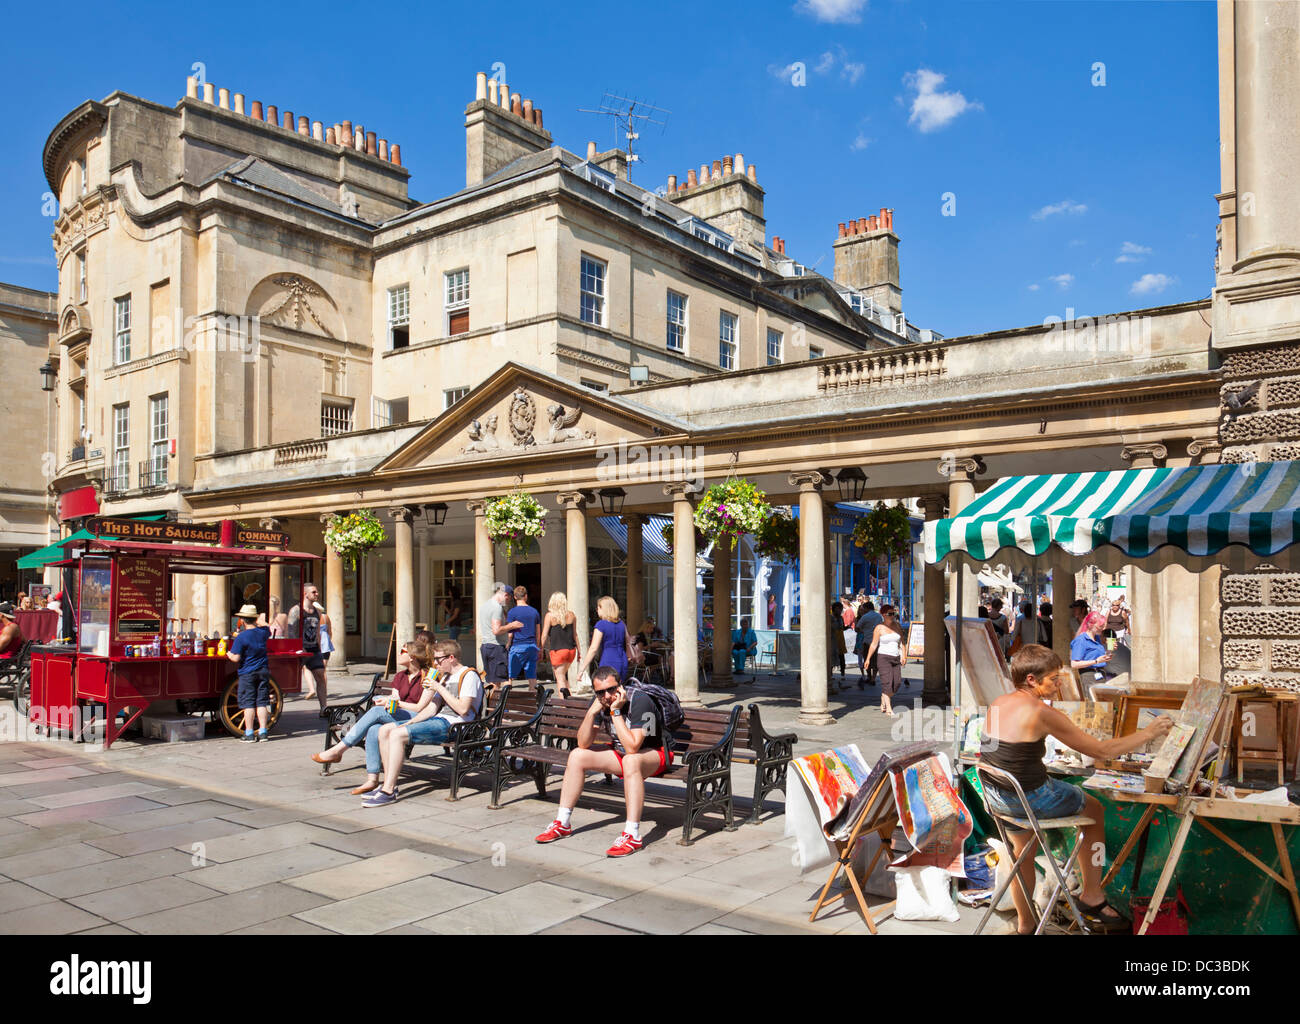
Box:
[842,61,865,84]
[815,51,835,74]
[1032,200,1087,221]
[1027,283,1041,292]
[903,69,982,133]
[1116,241,1152,264]
[1049,273,1074,289]
[850,133,872,151]
[796,0,868,23]
[1130,272,1175,296]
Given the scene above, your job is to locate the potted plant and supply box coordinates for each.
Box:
[323,509,387,569]
[851,502,912,560]
[484,492,547,560]
[754,510,799,563]
[693,478,772,550]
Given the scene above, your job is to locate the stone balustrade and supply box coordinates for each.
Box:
[817,346,946,391]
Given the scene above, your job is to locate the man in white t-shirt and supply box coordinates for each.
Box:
[364,639,484,806]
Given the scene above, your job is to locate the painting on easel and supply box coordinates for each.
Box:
[945,615,1013,707]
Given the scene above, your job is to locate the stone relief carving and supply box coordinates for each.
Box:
[546,403,596,444]
[265,276,334,337]
[508,389,536,447]
[463,414,501,454]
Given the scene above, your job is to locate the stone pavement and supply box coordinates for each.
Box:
[0,664,1010,935]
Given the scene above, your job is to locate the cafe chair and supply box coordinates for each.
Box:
[973,762,1096,935]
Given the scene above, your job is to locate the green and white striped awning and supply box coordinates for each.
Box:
[924,462,1300,573]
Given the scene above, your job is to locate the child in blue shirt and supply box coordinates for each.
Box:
[228,603,272,741]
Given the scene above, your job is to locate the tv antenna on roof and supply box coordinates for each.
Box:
[577,91,670,183]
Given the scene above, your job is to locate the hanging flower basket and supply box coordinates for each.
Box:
[851,502,912,560]
[662,522,708,555]
[485,492,547,561]
[754,510,799,563]
[323,509,387,569]
[694,478,772,551]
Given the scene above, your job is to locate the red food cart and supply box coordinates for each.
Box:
[24,516,320,748]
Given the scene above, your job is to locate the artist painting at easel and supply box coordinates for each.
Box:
[981,645,1173,933]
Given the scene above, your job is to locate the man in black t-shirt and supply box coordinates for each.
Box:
[534,666,671,858]
[287,583,328,714]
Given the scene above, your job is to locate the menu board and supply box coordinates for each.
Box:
[115,557,166,640]
[79,557,112,655]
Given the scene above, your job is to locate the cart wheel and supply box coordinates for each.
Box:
[12,668,31,718]
[218,678,283,738]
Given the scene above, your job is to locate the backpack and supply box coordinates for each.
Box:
[624,680,684,735]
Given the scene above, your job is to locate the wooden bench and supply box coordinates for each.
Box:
[402,683,550,801]
[488,696,747,845]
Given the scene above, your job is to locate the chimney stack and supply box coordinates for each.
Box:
[587,140,598,160]
[833,208,902,315]
[233,93,245,115]
[218,87,230,109]
[390,144,401,166]
[298,115,309,136]
[186,76,198,99]
[669,153,767,257]
[203,82,214,104]
[465,69,552,187]
[667,174,677,193]
[686,168,697,188]
[251,100,263,121]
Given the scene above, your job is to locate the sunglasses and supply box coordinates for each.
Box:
[594,685,620,697]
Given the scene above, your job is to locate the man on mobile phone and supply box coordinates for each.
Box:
[534,666,671,857]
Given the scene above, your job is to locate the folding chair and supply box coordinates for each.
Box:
[973,763,1095,935]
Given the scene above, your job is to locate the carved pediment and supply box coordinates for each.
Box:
[375,363,687,473]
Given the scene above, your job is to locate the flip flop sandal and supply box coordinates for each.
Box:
[1077,898,1128,930]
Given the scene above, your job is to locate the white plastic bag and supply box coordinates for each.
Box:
[892,865,960,922]
[985,838,1018,912]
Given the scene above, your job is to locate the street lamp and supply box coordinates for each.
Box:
[598,487,626,514]
[423,502,448,526]
[836,467,867,503]
[40,361,56,392]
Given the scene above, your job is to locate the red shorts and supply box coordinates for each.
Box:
[548,649,576,667]
[612,745,673,778]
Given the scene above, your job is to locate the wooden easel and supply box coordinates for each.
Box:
[1099,686,1300,934]
[808,773,899,932]
[383,622,428,676]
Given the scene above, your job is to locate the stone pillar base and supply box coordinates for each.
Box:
[797,709,836,727]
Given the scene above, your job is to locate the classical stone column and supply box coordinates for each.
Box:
[666,483,701,707]
[791,471,833,726]
[320,513,346,670]
[1123,443,1168,686]
[622,513,645,636]
[540,511,566,609]
[558,492,592,678]
[941,458,983,694]
[1189,437,1224,683]
[259,517,286,623]
[206,575,229,638]
[467,500,495,670]
[711,536,733,688]
[918,494,949,707]
[1051,548,1077,666]
[389,506,417,651]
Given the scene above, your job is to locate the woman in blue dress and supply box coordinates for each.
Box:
[577,595,635,685]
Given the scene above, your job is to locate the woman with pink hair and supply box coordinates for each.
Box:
[1069,611,1115,676]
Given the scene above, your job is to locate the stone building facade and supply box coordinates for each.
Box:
[1213,0,1300,693]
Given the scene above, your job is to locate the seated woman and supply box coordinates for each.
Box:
[364,639,484,806]
[982,644,1173,933]
[0,603,24,659]
[1070,610,1128,697]
[731,616,757,676]
[311,638,434,794]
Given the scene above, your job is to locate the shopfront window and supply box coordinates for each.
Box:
[587,544,627,624]
[431,559,473,638]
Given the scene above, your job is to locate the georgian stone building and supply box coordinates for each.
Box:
[15,0,1296,723]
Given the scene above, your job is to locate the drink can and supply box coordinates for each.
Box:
[125,645,133,658]
[387,697,399,714]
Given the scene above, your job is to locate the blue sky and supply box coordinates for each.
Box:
[1,0,1218,337]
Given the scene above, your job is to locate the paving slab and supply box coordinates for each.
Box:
[182,844,360,894]
[28,781,164,809]
[303,800,436,834]
[584,875,767,934]
[416,880,611,935]
[0,840,118,880]
[548,848,718,899]
[68,875,223,920]
[228,916,336,935]
[175,820,341,863]
[688,846,805,895]
[0,820,121,860]
[0,901,109,934]
[0,879,58,913]
[86,817,251,857]
[76,924,138,935]
[15,795,167,828]
[286,848,458,900]
[0,817,35,837]
[26,847,197,898]
[90,799,246,833]
[125,882,332,934]
[535,916,646,935]
[0,765,97,788]
[294,874,490,935]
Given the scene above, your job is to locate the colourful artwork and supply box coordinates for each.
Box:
[889,754,972,875]
[1082,769,1146,794]
[791,745,873,832]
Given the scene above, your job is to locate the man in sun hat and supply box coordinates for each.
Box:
[227,603,272,741]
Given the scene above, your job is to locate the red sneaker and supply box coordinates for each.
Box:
[606,832,644,857]
[535,820,573,844]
